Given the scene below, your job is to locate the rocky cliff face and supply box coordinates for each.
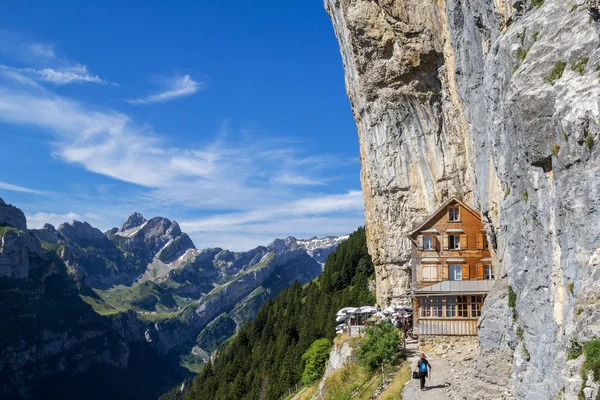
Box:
[326,0,600,399]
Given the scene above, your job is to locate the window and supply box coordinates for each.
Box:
[484,264,494,280]
[449,206,460,221]
[422,265,437,281]
[420,298,432,318]
[423,235,433,250]
[445,296,457,317]
[457,296,469,317]
[483,235,489,249]
[432,297,443,317]
[420,297,442,318]
[449,235,460,249]
[449,264,462,281]
[471,296,483,317]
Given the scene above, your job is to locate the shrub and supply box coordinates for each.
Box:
[301,338,332,385]
[567,282,574,295]
[582,339,600,380]
[532,32,540,41]
[563,133,569,142]
[553,144,560,156]
[517,46,531,63]
[531,0,544,8]
[356,323,401,371]
[570,57,590,76]
[508,285,518,321]
[522,191,528,201]
[585,134,594,150]
[568,338,583,360]
[576,307,584,317]
[544,61,567,85]
[517,326,524,340]
[570,5,577,12]
[523,344,530,360]
[505,187,511,199]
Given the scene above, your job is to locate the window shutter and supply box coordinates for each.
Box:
[462,264,470,280]
[477,233,484,250]
[437,265,442,281]
[475,263,484,280]
[460,234,467,249]
[434,235,440,251]
[417,235,423,250]
[442,235,448,250]
[442,264,449,280]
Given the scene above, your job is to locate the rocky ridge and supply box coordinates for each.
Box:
[1,198,348,397]
[326,0,600,399]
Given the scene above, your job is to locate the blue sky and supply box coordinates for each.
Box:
[0,1,364,250]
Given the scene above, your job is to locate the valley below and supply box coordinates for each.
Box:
[0,197,347,398]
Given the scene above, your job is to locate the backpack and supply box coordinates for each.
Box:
[419,360,428,372]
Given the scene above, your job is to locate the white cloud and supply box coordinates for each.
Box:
[32,65,108,85]
[0,64,109,85]
[0,31,111,86]
[271,174,325,186]
[180,191,364,250]
[0,67,364,250]
[0,180,45,194]
[128,74,202,105]
[25,211,109,230]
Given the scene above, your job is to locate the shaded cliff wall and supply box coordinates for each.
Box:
[326,0,600,399]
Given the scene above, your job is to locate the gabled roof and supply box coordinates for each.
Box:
[414,280,493,296]
[408,197,481,238]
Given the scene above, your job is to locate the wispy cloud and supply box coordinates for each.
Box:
[0,180,45,194]
[0,31,112,86]
[0,64,108,85]
[0,66,362,250]
[128,74,202,105]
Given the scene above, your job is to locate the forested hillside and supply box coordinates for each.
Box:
[166,226,375,400]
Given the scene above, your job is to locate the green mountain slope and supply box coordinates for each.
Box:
[165,227,375,400]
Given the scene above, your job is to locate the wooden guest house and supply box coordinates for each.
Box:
[409,198,494,336]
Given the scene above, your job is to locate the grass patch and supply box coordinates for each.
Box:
[582,339,600,380]
[585,134,594,150]
[531,0,544,8]
[290,382,319,400]
[563,133,569,142]
[567,282,575,295]
[532,32,540,42]
[505,187,511,199]
[570,5,577,12]
[576,307,584,317]
[544,61,567,85]
[553,144,561,156]
[0,225,19,236]
[322,361,382,400]
[79,294,120,315]
[522,191,528,201]
[571,57,590,75]
[523,344,530,360]
[517,326,524,340]
[379,362,412,400]
[509,285,518,321]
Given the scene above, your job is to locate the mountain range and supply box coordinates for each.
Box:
[0,197,348,399]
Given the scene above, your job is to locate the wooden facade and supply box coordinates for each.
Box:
[409,198,494,336]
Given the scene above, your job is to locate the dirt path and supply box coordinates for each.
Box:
[401,338,452,400]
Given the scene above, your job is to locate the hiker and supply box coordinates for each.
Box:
[417,353,432,391]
